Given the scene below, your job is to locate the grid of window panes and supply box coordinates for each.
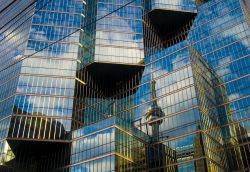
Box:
[68,116,148,172]
[71,63,142,130]
[68,155,115,172]
[115,127,147,168]
[9,0,84,140]
[0,0,250,171]
[0,0,35,165]
[188,0,250,170]
[66,155,146,172]
[146,0,197,12]
[33,0,250,171]
[93,0,144,64]
[71,127,115,164]
[190,46,229,170]
[75,94,138,127]
[131,40,230,171]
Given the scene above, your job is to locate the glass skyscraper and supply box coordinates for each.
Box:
[0,0,250,171]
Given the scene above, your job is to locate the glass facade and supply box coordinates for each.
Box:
[146,0,197,12]
[0,0,36,167]
[9,0,84,140]
[81,0,144,65]
[0,0,250,171]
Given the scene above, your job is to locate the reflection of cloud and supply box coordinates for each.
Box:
[16,46,77,117]
[81,129,114,147]
[152,0,196,12]
[134,46,196,132]
[94,5,144,64]
[210,13,250,48]
[71,129,115,166]
[16,17,80,116]
[0,29,27,70]
[216,65,231,76]
[29,29,48,41]
[217,55,232,65]
[172,54,189,70]
[0,33,5,40]
[228,93,240,101]
[188,0,250,77]
[215,56,238,80]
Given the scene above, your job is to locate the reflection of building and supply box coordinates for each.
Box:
[190,45,228,171]
[145,74,165,141]
[0,0,83,170]
[145,73,177,171]
[235,124,250,169]
[136,42,229,171]
[1,0,250,171]
[70,116,151,172]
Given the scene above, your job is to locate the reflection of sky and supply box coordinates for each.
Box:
[35,0,83,13]
[72,117,116,138]
[71,128,115,163]
[132,40,202,148]
[70,155,115,172]
[13,0,84,119]
[134,41,192,121]
[0,0,34,123]
[188,0,250,131]
[175,134,195,150]
[148,0,197,12]
[93,1,144,64]
[70,117,131,171]
[132,0,250,153]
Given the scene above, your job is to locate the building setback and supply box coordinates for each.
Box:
[0,0,249,171]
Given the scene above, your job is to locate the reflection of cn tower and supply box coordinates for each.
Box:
[145,74,165,141]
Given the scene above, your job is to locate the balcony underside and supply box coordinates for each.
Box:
[5,139,70,172]
[82,62,145,98]
[147,9,197,46]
